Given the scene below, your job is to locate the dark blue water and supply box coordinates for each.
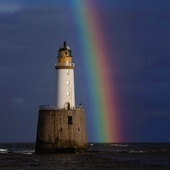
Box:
[0,143,170,169]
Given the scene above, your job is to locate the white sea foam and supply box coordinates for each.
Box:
[13,150,35,155]
[0,148,8,153]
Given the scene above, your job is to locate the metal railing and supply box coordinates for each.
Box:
[55,63,75,67]
[39,105,84,111]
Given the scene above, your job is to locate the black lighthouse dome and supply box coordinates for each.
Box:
[57,41,74,65]
[58,41,72,57]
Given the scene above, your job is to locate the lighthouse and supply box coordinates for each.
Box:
[55,41,75,109]
[35,41,87,153]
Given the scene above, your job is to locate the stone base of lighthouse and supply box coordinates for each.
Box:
[35,109,88,153]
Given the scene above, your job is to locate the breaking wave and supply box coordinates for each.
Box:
[0,149,8,154]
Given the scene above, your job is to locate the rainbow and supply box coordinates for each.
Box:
[71,0,121,142]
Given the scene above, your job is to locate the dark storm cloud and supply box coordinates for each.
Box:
[98,0,170,11]
[100,8,170,141]
[0,7,70,142]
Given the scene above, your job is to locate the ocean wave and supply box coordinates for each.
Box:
[111,144,129,147]
[0,148,8,154]
[129,150,146,153]
[0,148,35,155]
[13,150,35,155]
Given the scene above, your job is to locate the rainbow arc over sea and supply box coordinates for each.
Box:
[70,0,121,143]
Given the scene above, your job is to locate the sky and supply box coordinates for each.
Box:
[0,0,170,143]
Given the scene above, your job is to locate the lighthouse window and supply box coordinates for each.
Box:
[66,91,70,97]
[66,70,70,75]
[66,80,70,86]
[68,116,72,125]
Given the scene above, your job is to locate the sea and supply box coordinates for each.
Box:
[0,143,170,169]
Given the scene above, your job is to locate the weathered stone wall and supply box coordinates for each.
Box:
[35,109,87,153]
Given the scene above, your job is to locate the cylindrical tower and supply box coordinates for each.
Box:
[55,41,75,109]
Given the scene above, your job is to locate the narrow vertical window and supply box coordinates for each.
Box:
[66,91,70,97]
[68,116,72,125]
[66,70,70,75]
[66,80,70,86]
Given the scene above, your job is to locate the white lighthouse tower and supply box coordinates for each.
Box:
[55,41,75,109]
[36,41,87,153]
